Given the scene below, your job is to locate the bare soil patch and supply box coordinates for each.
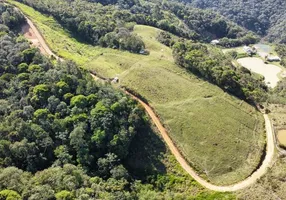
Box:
[21,23,46,54]
[278,130,286,146]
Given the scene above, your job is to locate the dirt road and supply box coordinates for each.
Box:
[127,91,275,192]
[21,13,275,192]
[20,14,62,61]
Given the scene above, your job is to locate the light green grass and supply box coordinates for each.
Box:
[10,0,266,185]
[222,47,246,54]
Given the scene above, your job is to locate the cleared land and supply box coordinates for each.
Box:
[10,0,266,185]
[278,130,286,146]
[254,43,273,58]
[237,57,281,88]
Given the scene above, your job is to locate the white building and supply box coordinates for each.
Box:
[267,56,281,62]
[211,40,220,45]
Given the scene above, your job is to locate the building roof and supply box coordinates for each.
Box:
[267,56,281,61]
[211,40,220,45]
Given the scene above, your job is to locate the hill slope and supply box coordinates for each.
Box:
[14,0,255,45]
[0,3,237,199]
[183,0,286,43]
[10,0,267,185]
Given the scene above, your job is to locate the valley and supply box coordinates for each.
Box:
[1,0,286,199]
[9,0,268,187]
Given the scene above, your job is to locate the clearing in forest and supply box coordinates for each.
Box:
[11,0,266,185]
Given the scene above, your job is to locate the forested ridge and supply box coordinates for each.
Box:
[181,0,286,44]
[14,0,258,49]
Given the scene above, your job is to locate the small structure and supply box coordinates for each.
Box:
[267,56,281,62]
[243,46,256,55]
[111,77,119,84]
[211,40,220,45]
[139,49,150,55]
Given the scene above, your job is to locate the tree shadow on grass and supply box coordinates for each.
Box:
[124,123,167,181]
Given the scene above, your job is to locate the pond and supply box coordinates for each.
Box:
[237,57,281,88]
[278,130,286,146]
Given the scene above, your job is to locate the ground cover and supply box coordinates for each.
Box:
[237,57,282,88]
[10,0,266,185]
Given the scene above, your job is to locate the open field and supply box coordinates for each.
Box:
[222,47,246,54]
[10,0,266,185]
[237,57,282,88]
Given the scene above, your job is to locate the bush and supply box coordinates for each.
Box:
[55,190,74,200]
[70,95,88,108]
[0,190,21,200]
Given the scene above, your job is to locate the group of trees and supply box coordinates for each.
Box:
[0,4,237,199]
[183,0,286,44]
[156,30,266,102]
[275,44,286,67]
[217,33,259,48]
[0,37,149,172]
[0,3,25,31]
[0,31,146,173]
[172,40,267,102]
[99,26,145,53]
[0,4,145,198]
[17,0,145,53]
[16,0,253,48]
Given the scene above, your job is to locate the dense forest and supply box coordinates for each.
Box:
[0,3,237,199]
[15,0,258,48]
[181,0,286,44]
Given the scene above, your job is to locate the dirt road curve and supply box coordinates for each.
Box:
[127,92,275,192]
[22,13,275,192]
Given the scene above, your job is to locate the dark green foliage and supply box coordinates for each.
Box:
[0,3,25,29]
[99,27,145,53]
[270,78,286,104]
[156,31,175,47]
[275,44,286,67]
[183,0,286,44]
[218,33,259,48]
[172,41,267,102]
[0,21,146,174]
[16,0,249,47]
[0,3,239,199]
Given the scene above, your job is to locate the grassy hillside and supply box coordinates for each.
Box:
[10,0,266,185]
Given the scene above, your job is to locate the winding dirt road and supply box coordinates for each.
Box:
[21,12,275,192]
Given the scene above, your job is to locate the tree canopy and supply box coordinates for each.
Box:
[16,0,253,47]
[182,0,286,43]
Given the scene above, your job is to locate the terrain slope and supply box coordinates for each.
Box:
[11,0,270,187]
